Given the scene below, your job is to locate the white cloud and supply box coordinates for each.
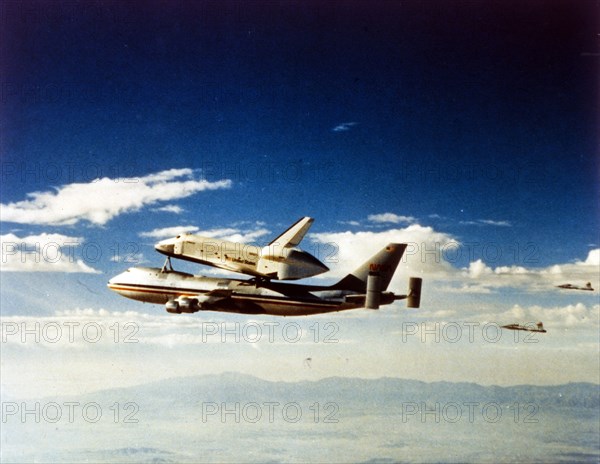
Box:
[460,219,511,227]
[0,308,346,350]
[435,283,494,294]
[465,259,493,278]
[332,122,358,132]
[310,221,599,296]
[0,233,99,273]
[153,204,184,214]
[216,228,270,244]
[499,303,600,329]
[188,228,241,239]
[583,248,599,266]
[0,168,232,226]
[139,226,271,244]
[309,224,457,280]
[368,213,416,224]
[139,225,200,239]
[464,260,532,279]
[459,248,600,293]
[479,219,511,227]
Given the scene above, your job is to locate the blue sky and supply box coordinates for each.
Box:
[1,1,599,396]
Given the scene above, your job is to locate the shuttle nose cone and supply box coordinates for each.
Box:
[155,238,175,256]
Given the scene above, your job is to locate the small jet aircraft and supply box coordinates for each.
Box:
[556,282,594,291]
[108,243,422,316]
[154,217,329,281]
[501,322,547,333]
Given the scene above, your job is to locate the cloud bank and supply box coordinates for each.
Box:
[0,168,232,226]
[0,233,99,273]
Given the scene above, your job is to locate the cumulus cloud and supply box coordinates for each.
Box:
[582,249,599,266]
[310,221,599,295]
[368,213,416,224]
[499,303,600,329]
[465,259,493,278]
[0,168,232,226]
[309,224,458,281]
[460,248,600,293]
[0,233,99,273]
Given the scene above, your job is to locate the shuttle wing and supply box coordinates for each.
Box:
[269,217,314,248]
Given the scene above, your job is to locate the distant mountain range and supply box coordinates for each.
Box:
[19,371,598,411]
[2,373,598,464]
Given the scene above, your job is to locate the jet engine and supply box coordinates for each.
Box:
[165,300,181,314]
[165,297,200,314]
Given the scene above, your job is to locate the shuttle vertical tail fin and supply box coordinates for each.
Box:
[269,217,314,248]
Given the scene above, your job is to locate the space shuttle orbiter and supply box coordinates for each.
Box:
[154,217,329,280]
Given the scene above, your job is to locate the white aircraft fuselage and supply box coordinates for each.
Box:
[108,267,398,316]
[108,243,422,316]
[155,236,329,281]
[154,217,329,281]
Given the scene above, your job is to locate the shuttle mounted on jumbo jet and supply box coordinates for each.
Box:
[108,243,422,316]
[154,217,328,280]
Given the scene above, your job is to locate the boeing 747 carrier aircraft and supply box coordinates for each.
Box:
[108,243,422,316]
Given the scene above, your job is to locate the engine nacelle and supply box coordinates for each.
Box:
[365,272,381,309]
[166,297,200,314]
[165,300,181,314]
[177,297,198,313]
